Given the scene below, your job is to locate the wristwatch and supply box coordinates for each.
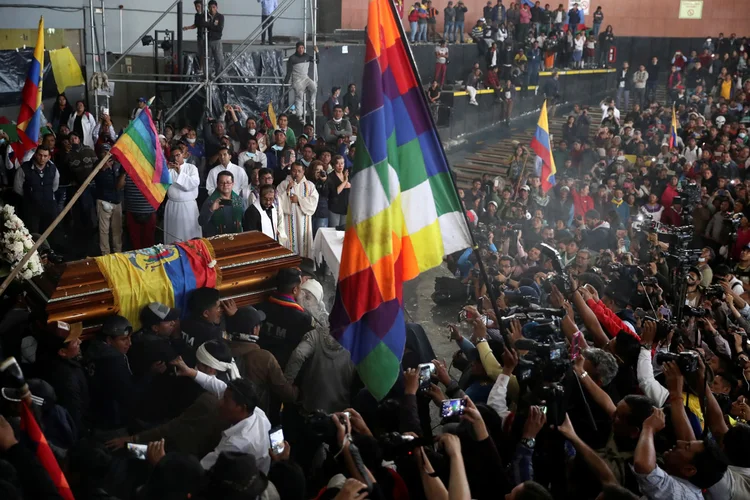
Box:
[520,437,536,449]
[640,342,653,350]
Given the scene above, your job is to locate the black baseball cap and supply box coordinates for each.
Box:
[228,306,266,336]
[141,302,181,328]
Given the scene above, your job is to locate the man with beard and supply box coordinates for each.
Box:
[243,184,287,245]
[583,209,615,252]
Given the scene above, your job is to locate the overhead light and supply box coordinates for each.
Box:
[141,35,154,46]
[95,7,103,13]
[160,40,173,51]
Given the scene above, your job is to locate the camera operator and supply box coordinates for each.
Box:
[685,267,705,307]
[715,264,745,297]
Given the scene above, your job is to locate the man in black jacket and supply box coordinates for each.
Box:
[616,62,631,112]
[38,321,89,438]
[198,0,224,78]
[646,56,659,103]
[181,287,237,366]
[257,268,315,370]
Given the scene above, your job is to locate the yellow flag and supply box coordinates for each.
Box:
[95,249,177,330]
[268,101,277,130]
[49,48,85,94]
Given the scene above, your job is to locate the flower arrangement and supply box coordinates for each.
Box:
[0,205,44,281]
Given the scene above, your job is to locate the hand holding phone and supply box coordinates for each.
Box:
[417,363,435,392]
[441,398,466,419]
[126,443,148,460]
[269,426,285,455]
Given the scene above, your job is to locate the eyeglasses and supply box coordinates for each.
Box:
[218,181,233,185]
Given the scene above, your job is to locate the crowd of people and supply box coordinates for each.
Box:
[0,71,360,261]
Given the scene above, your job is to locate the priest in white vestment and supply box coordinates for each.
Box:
[277,163,319,259]
[206,147,250,207]
[243,184,287,246]
[164,147,202,244]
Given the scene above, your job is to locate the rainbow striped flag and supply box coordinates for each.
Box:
[13,17,44,159]
[329,0,472,400]
[531,100,556,193]
[110,103,169,209]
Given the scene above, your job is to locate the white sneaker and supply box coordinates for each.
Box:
[470,100,478,105]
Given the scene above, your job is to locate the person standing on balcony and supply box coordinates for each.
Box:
[197,0,224,78]
[258,0,278,45]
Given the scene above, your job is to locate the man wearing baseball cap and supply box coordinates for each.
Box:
[38,321,89,435]
[129,302,183,378]
[257,268,315,370]
[84,315,141,430]
[228,306,298,423]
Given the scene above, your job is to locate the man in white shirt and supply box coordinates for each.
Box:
[171,342,272,474]
[237,137,267,170]
[600,98,620,123]
[164,146,202,244]
[200,378,271,473]
[206,146,250,206]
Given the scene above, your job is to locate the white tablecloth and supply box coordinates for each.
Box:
[312,228,345,281]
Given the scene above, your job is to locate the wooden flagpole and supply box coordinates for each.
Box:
[0,152,112,296]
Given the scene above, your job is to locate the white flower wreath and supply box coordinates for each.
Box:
[0,205,44,281]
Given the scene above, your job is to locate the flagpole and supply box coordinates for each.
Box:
[385,0,511,347]
[0,152,112,297]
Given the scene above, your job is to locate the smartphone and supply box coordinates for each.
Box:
[284,150,292,163]
[269,426,285,454]
[126,443,148,460]
[441,399,466,418]
[220,199,233,206]
[417,363,435,392]
[570,331,581,360]
[540,405,548,415]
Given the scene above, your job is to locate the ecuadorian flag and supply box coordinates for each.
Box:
[531,100,556,193]
[110,101,170,209]
[669,104,678,149]
[14,17,45,158]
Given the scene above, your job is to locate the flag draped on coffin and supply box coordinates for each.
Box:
[531,100,557,193]
[330,0,472,401]
[110,104,170,210]
[95,239,219,330]
[13,17,45,159]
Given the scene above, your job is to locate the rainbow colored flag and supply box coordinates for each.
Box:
[95,238,219,330]
[531,100,556,193]
[20,402,75,500]
[329,0,472,400]
[13,17,45,159]
[669,104,678,149]
[110,102,169,209]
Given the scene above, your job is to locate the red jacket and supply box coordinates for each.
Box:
[661,206,683,226]
[586,299,640,341]
[572,188,594,218]
[660,184,679,209]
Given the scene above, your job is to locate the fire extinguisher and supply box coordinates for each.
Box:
[608,46,616,64]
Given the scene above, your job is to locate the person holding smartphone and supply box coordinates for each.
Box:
[199,170,245,236]
[327,155,350,229]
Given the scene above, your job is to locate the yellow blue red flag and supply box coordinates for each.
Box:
[530,100,556,192]
[14,17,44,158]
[669,104,678,149]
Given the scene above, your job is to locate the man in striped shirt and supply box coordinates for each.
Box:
[118,170,157,250]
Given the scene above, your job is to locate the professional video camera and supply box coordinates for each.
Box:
[705,284,725,300]
[512,321,570,426]
[538,243,573,296]
[655,351,700,374]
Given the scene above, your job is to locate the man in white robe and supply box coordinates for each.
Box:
[206,146,250,207]
[164,146,202,244]
[243,184,287,246]
[277,162,319,259]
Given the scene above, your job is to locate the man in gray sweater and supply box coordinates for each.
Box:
[285,42,319,118]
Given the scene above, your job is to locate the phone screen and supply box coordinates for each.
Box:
[441,399,466,418]
[220,199,233,206]
[126,443,148,460]
[269,427,285,454]
[418,363,433,391]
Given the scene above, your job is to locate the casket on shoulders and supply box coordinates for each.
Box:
[25,231,300,335]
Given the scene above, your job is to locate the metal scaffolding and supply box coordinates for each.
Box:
[94,0,319,130]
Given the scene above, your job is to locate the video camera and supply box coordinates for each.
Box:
[538,243,573,297]
[378,432,430,460]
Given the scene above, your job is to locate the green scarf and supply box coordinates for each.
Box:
[208,190,244,234]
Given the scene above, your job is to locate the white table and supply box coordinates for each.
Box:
[312,228,345,281]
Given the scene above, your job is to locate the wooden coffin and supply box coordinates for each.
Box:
[24,231,301,335]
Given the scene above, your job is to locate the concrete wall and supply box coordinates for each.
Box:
[341,0,750,38]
